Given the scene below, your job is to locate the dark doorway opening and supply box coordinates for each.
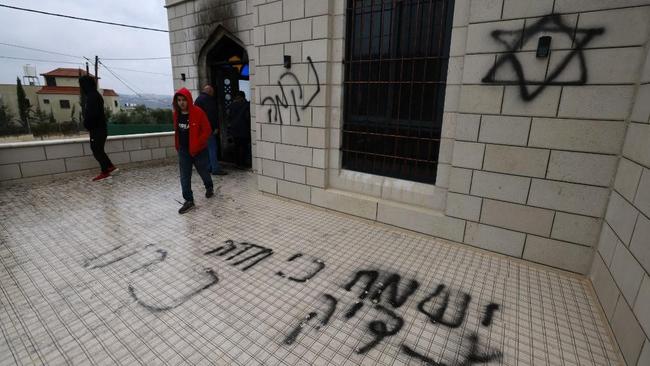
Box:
[206,36,251,167]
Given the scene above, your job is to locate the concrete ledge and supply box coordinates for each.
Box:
[310,187,378,220]
[377,201,465,242]
[0,157,176,186]
[0,132,176,183]
[0,132,173,148]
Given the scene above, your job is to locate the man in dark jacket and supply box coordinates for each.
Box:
[79,75,117,181]
[194,85,227,176]
[228,91,251,168]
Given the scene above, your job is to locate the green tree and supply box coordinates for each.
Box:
[70,104,77,124]
[32,106,48,125]
[150,108,172,124]
[16,78,31,134]
[0,101,13,124]
[104,106,113,122]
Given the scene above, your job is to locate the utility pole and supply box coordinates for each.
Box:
[85,61,89,75]
[94,55,99,85]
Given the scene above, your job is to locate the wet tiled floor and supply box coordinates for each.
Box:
[0,163,621,365]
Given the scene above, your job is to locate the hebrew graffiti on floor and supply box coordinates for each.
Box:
[482,14,604,101]
[128,268,219,313]
[417,284,472,328]
[261,56,321,124]
[83,242,502,364]
[204,239,274,271]
[284,294,337,345]
[282,269,503,365]
[276,253,326,282]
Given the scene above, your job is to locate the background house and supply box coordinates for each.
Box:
[36,68,120,122]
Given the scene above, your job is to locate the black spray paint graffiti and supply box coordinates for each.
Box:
[402,332,502,366]
[204,239,273,271]
[482,14,604,101]
[284,294,337,345]
[261,56,321,124]
[84,238,328,313]
[83,243,168,273]
[128,268,219,313]
[83,243,221,312]
[283,269,502,365]
[417,284,471,328]
[343,270,419,319]
[276,253,325,282]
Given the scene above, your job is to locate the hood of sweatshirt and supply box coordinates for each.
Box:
[173,87,194,112]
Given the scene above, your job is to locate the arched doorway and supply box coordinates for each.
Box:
[198,27,251,167]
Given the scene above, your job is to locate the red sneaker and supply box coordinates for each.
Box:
[107,165,119,174]
[92,172,112,181]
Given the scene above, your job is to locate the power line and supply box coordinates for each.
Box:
[0,4,168,33]
[0,41,83,59]
[97,60,142,97]
[0,55,169,78]
[102,56,170,61]
[103,64,171,77]
[0,55,83,65]
[0,42,170,62]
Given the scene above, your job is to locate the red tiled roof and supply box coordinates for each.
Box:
[36,86,119,97]
[41,68,95,78]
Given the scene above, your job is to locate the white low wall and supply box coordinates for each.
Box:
[0,132,177,183]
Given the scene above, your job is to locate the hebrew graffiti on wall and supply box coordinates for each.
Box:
[261,56,321,124]
[482,15,604,101]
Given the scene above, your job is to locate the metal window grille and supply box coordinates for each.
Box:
[341,0,454,184]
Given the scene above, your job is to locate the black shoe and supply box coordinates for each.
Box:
[212,170,228,176]
[178,201,195,214]
[205,188,214,198]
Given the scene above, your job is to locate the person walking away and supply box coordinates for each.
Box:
[173,88,214,214]
[194,84,227,176]
[228,91,251,168]
[79,75,117,181]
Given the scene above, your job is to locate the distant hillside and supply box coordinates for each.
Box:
[119,94,172,109]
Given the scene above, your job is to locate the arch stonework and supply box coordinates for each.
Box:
[197,25,247,89]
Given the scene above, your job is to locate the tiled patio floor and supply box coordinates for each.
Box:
[0,163,621,365]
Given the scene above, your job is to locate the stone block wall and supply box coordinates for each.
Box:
[254,0,335,205]
[165,0,650,275]
[0,133,177,183]
[590,30,650,366]
[447,0,650,276]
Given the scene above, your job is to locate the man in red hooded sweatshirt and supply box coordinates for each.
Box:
[173,88,214,214]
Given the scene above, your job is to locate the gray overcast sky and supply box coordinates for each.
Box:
[0,0,173,95]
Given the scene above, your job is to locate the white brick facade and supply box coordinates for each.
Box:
[161,1,650,363]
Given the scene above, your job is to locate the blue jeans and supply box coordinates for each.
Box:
[178,148,213,202]
[207,134,222,173]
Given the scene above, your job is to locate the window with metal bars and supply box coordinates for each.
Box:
[341,0,454,185]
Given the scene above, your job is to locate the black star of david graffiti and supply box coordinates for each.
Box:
[482,15,604,101]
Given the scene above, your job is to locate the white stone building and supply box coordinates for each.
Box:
[164,1,650,364]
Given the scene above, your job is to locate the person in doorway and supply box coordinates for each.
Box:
[79,75,117,181]
[228,91,251,168]
[173,88,214,214]
[194,84,227,176]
